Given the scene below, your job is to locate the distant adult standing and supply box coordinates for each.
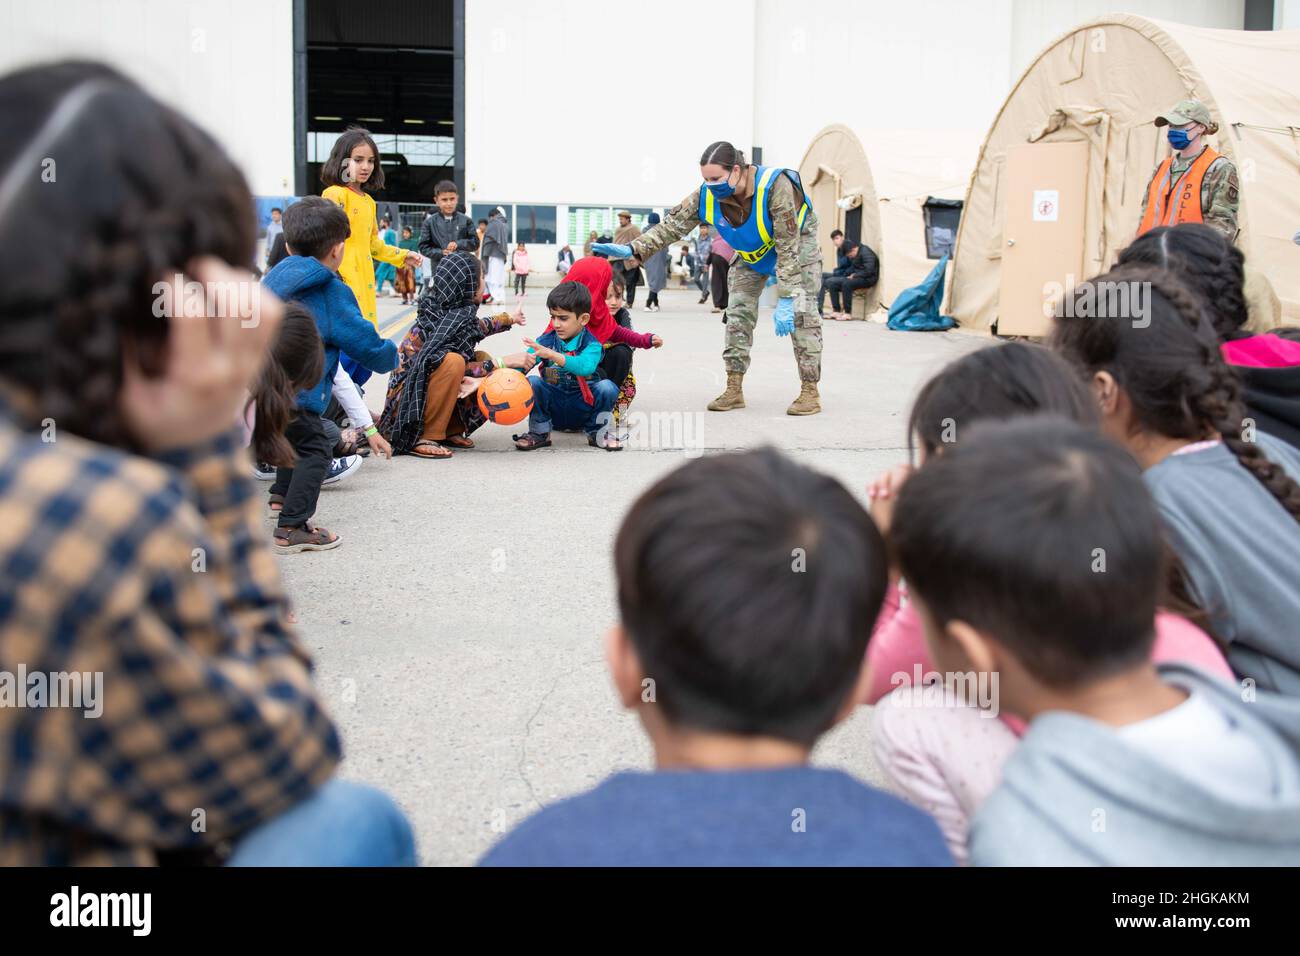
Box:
[264,207,283,269]
[475,218,489,257]
[1138,99,1239,241]
[583,230,598,258]
[557,244,575,274]
[694,224,713,304]
[481,207,510,304]
[418,179,479,273]
[709,234,732,314]
[642,212,668,312]
[613,210,642,305]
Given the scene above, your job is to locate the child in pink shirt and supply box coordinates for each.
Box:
[511,243,531,297]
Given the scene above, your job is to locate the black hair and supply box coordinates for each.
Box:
[401,225,412,236]
[319,126,385,192]
[547,281,591,317]
[271,206,282,214]
[477,218,488,227]
[699,140,745,168]
[1117,224,1248,340]
[246,303,323,468]
[1050,264,1300,521]
[830,229,844,239]
[283,196,350,261]
[908,342,1096,460]
[607,271,626,296]
[434,179,458,197]
[892,417,1163,687]
[266,232,289,270]
[0,60,256,450]
[615,447,887,746]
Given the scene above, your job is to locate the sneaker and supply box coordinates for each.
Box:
[253,461,277,481]
[322,455,362,486]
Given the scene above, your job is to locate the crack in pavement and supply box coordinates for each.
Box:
[517,657,607,811]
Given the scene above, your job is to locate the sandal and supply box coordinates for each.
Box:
[588,432,624,452]
[334,427,368,458]
[411,440,453,460]
[268,493,284,518]
[441,435,475,449]
[513,432,552,451]
[273,523,341,553]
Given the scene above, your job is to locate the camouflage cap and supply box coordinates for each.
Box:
[1155,99,1213,128]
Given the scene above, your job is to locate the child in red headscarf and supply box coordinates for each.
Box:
[554,258,662,448]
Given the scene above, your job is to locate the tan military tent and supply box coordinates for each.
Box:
[799,125,883,315]
[800,125,979,317]
[949,14,1300,334]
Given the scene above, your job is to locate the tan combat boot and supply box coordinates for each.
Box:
[707,372,746,411]
[787,382,821,416]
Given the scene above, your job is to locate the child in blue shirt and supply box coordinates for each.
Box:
[262,197,398,552]
[512,283,622,451]
[479,447,952,866]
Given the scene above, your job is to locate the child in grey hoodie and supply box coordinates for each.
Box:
[889,416,1300,867]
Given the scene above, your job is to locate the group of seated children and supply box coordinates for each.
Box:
[483,228,1300,867]
[8,59,1300,869]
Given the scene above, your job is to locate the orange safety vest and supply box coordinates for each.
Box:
[1137,146,1220,235]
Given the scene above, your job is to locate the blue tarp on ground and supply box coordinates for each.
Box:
[887,254,957,332]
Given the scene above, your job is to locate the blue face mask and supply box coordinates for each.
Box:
[705,172,736,199]
[1167,128,1194,150]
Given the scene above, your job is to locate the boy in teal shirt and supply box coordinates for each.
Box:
[513,283,621,451]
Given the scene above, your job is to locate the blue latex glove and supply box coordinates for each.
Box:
[773,297,795,337]
[592,242,633,259]
[764,275,777,288]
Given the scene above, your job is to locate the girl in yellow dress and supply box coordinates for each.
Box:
[320,128,421,329]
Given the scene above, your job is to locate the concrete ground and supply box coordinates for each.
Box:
[275,282,988,866]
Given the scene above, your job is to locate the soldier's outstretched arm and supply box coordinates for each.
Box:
[631,191,702,260]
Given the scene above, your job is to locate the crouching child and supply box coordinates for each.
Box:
[512,283,622,451]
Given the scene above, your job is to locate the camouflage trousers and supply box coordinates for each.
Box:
[722,226,823,382]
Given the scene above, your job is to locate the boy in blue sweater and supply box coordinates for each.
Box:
[512,283,621,451]
[480,447,952,866]
[262,197,398,553]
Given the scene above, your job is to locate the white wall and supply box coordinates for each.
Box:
[1278,0,1300,28]
[0,0,295,196]
[753,0,1014,170]
[464,0,753,211]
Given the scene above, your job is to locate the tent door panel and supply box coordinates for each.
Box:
[808,168,841,271]
[998,141,1089,337]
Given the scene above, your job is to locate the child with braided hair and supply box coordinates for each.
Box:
[1118,223,1300,451]
[1051,264,1300,696]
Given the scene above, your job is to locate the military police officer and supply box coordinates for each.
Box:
[1138,99,1239,241]
[594,141,824,416]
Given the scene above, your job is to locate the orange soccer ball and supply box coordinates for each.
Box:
[476,368,535,425]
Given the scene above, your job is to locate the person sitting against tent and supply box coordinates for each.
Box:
[817,229,848,318]
[1137,99,1238,242]
[825,239,879,321]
